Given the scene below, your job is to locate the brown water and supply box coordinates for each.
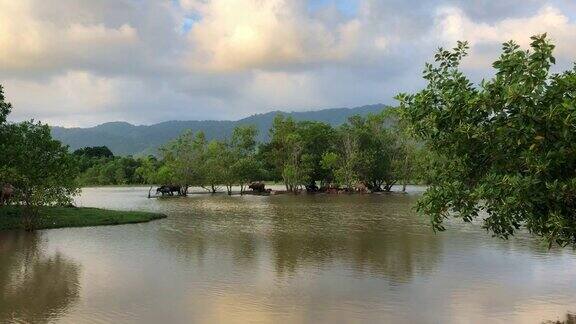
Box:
[1,187,575,324]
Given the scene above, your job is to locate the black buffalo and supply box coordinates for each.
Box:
[156,185,182,196]
[305,182,319,193]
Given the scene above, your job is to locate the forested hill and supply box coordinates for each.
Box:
[51,104,388,156]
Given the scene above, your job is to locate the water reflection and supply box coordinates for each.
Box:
[0,231,80,323]
[268,197,443,282]
[1,187,570,323]
[156,194,442,283]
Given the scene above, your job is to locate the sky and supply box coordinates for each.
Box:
[1,0,575,127]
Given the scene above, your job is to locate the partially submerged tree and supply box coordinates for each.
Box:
[230,125,264,193]
[397,34,576,246]
[203,140,226,193]
[160,130,207,195]
[321,133,359,190]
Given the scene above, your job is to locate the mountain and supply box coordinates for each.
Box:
[51,104,388,156]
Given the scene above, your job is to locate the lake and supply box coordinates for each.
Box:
[1,187,575,323]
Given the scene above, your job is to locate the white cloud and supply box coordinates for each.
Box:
[5,71,128,124]
[245,71,326,109]
[434,5,576,68]
[0,0,139,71]
[0,0,575,127]
[183,0,372,71]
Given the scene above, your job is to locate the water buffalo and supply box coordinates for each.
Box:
[305,182,319,193]
[355,183,368,193]
[319,183,340,194]
[248,182,266,193]
[156,185,182,196]
[0,184,14,205]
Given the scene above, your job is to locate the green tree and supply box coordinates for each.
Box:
[296,121,336,186]
[2,122,80,229]
[267,116,331,191]
[233,157,264,193]
[381,108,420,192]
[229,125,263,194]
[160,130,207,195]
[344,113,402,192]
[73,146,114,159]
[281,133,310,192]
[0,84,11,125]
[267,115,298,188]
[135,156,161,184]
[397,34,576,246]
[0,85,13,183]
[321,131,359,190]
[203,140,226,193]
[231,125,258,156]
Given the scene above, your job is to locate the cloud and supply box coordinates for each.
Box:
[0,0,139,72]
[0,0,575,127]
[245,71,326,109]
[182,0,377,71]
[4,71,128,124]
[434,5,576,68]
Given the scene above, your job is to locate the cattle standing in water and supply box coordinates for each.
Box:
[156,185,182,196]
[306,182,319,193]
[248,182,266,193]
[355,183,368,193]
[0,184,14,205]
[319,183,340,194]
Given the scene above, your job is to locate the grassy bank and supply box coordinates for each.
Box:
[0,206,166,231]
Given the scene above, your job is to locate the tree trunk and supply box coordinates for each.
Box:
[22,193,37,231]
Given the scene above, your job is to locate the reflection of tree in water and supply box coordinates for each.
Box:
[0,232,81,323]
[158,228,209,262]
[157,195,444,283]
[157,199,261,268]
[348,228,441,282]
[269,195,443,282]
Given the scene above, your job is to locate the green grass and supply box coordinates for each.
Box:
[0,206,166,231]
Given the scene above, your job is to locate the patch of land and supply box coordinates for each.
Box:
[0,206,166,231]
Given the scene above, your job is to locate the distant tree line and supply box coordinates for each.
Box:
[75,109,429,193]
[74,147,155,186]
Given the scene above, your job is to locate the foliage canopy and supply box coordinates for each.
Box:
[397,34,576,246]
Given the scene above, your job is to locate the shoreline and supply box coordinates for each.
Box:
[151,190,414,198]
[0,206,167,231]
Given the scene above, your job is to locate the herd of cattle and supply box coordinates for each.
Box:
[155,182,271,196]
[155,182,369,197]
[0,181,371,206]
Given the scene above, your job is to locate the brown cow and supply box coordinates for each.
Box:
[248,182,266,193]
[355,183,368,193]
[0,184,14,205]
